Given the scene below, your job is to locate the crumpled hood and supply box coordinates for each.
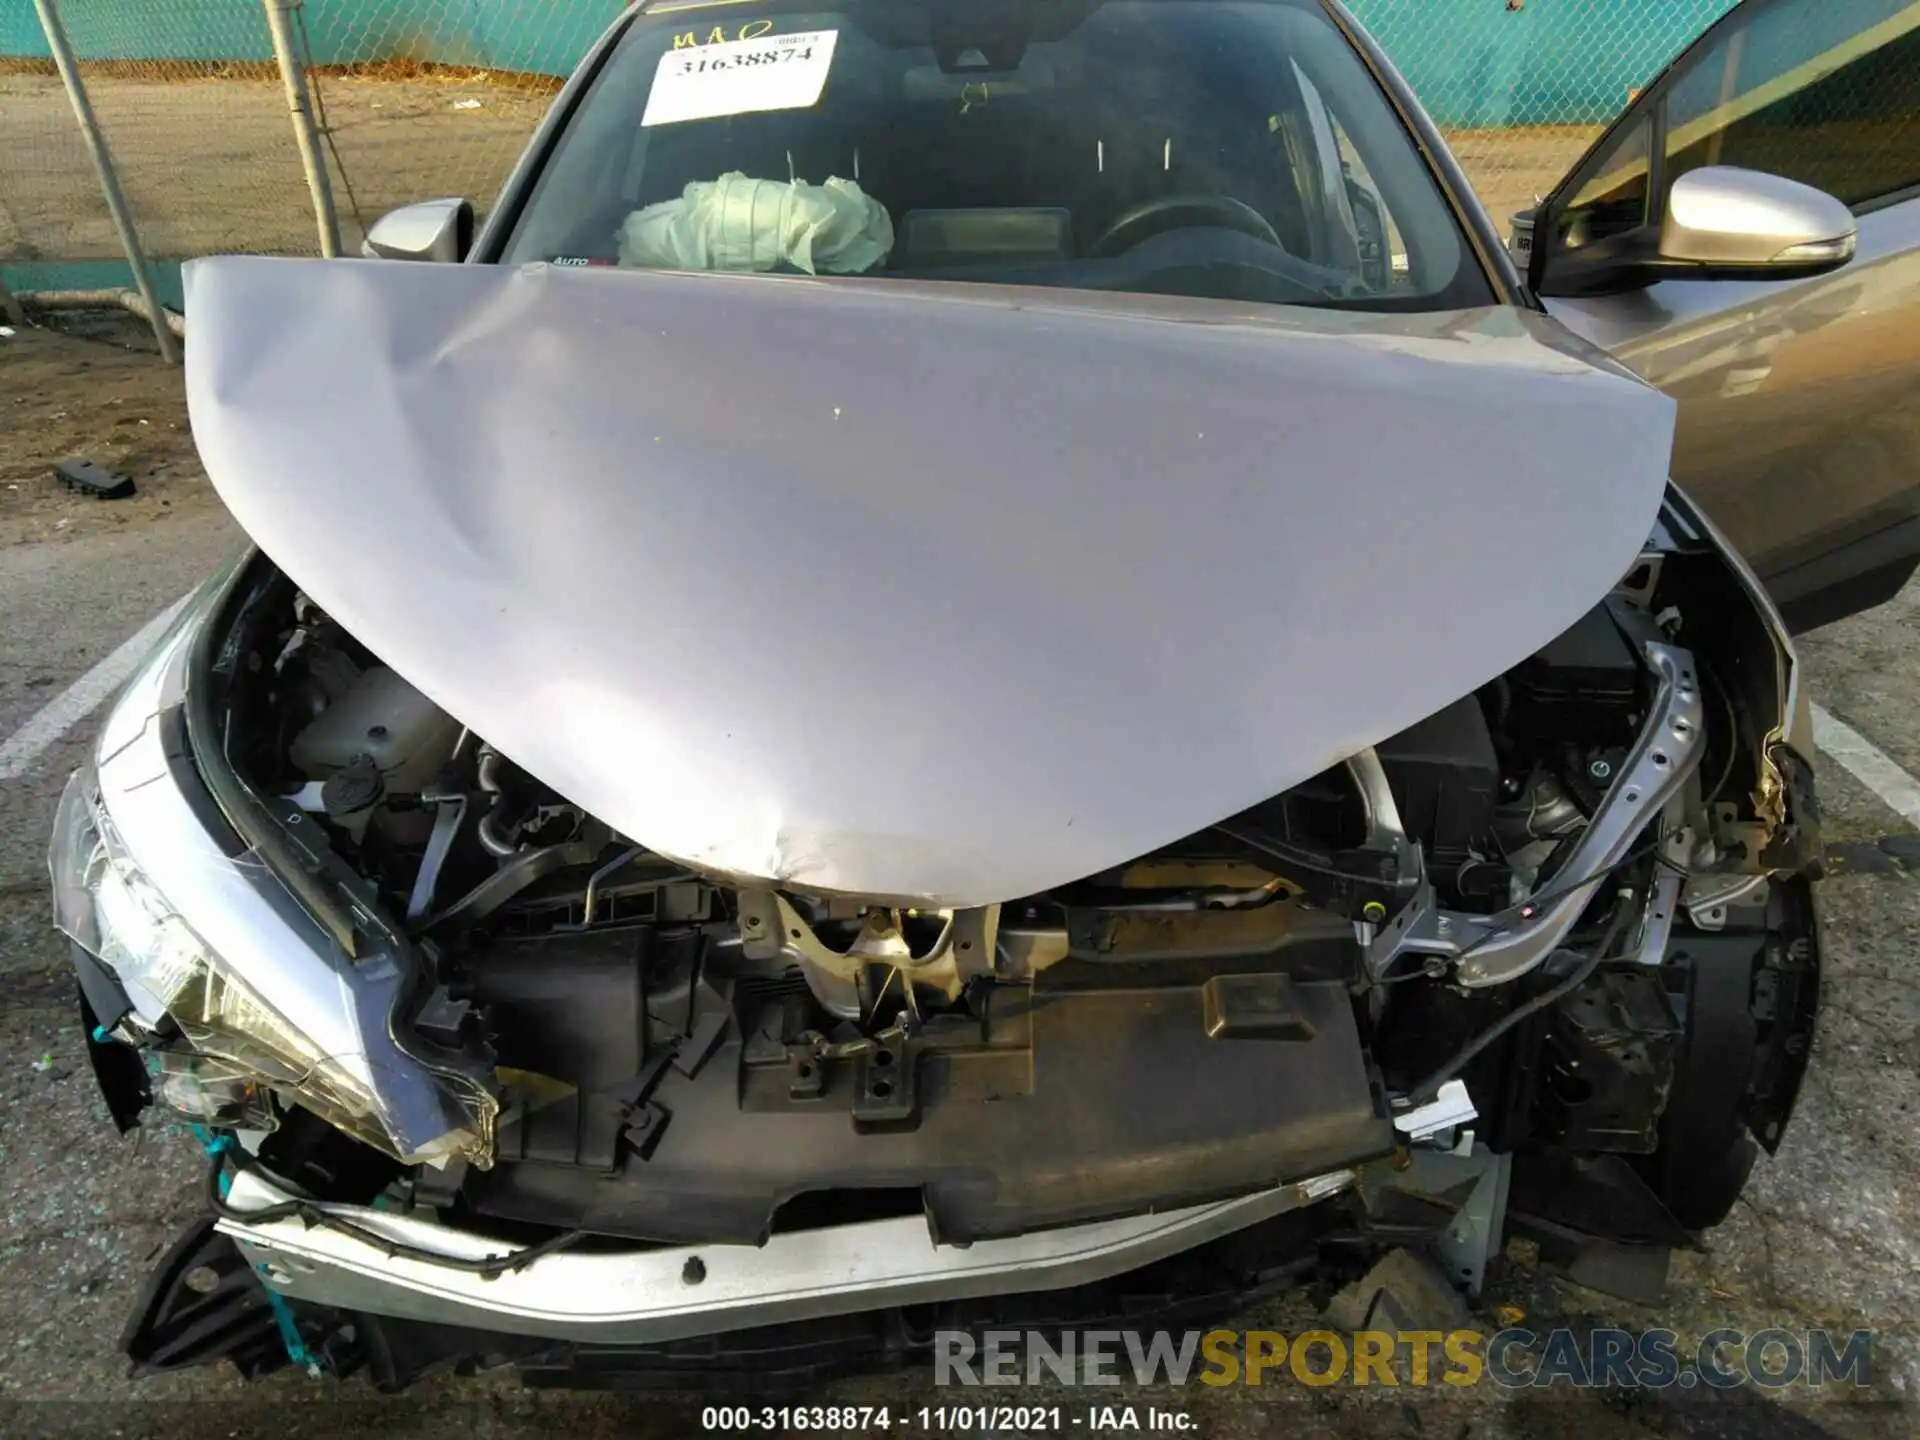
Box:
[184,257,1674,906]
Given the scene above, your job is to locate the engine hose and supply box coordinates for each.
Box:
[1404,886,1638,1106]
[206,1151,585,1279]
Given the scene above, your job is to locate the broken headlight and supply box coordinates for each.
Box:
[51,763,488,1164]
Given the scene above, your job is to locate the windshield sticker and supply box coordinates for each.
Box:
[641,29,839,128]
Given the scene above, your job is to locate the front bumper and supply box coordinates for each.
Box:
[219,1166,1356,1347]
[130,1184,1374,1392]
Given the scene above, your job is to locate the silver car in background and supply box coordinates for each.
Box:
[1518,0,1920,631]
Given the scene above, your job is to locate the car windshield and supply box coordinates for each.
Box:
[500,0,1491,311]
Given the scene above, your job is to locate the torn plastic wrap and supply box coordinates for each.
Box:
[617,172,893,275]
[49,615,494,1168]
[184,256,1677,907]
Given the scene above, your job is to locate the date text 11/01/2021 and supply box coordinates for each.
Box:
[700,1407,1194,1431]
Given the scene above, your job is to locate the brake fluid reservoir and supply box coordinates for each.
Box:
[289,666,463,795]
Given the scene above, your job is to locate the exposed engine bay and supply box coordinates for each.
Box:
[100,500,1817,1278]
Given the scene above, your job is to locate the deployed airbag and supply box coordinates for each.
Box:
[617,172,893,275]
[183,257,1675,906]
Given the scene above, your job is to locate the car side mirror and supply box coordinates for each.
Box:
[1659,166,1856,274]
[1535,165,1856,298]
[362,198,474,263]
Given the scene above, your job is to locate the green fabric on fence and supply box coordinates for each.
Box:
[0,0,1740,128]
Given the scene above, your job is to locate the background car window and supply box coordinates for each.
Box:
[1553,113,1653,252]
[1665,0,1920,210]
[502,0,1486,312]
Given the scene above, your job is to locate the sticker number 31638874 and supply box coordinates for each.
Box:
[641,29,840,127]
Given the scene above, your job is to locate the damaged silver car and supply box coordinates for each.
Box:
[56,0,1905,1390]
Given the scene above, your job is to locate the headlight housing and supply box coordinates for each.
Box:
[50,623,493,1168]
[56,771,354,1133]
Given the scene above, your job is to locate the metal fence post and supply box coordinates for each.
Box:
[30,0,180,363]
[263,0,343,258]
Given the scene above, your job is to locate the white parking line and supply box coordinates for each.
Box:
[0,594,192,781]
[1811,702,1920,831]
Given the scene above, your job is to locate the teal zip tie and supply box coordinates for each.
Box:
[189,1125,234,1197]
[90,1026,110,1043]
[257,1273,323,1376]
[195,1124,324,1375]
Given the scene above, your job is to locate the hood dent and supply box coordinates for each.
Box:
[184,257,1675,905]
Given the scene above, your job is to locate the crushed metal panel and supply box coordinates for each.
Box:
[183,256,1674,905]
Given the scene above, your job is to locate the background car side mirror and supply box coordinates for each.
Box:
[1532,165,1856,298]
[1659,166,1856,274]
[362,198,474,263]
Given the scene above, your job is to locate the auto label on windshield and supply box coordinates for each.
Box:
[641,29,839,127]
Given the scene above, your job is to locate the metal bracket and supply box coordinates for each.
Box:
[1632,812,1691,966]
[1683,872,1770,931]
[1435,1151,1512,1295]
[737,891,999,1020]
[1367,639,1706,989]
[1357,1144,1511,1295]
[405,795,466,923]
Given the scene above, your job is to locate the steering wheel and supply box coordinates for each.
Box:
[1087,194,1283,259]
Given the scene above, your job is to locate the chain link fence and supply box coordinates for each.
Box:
[2,1,314,262]
[298,1,623,250]
[0,54,111,264]
[1,0,1742,280]
[1360,0,1740,227]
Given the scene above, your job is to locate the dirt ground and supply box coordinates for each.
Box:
[1443,125,1603,233]
[0,315,223,547]
[0,70,1595,268]
[0,70,557,262]
[2,318,1919,1438]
